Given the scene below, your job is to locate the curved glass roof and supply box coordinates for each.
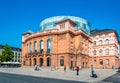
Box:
[40,16,90,34]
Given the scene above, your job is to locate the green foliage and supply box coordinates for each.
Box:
[0,44,14,62]
[0,54,2,62]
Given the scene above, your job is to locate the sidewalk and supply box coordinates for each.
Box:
[0,67,117,83]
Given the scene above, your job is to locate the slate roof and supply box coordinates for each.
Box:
[90,29,114,35]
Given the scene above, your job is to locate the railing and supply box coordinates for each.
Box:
[28,51,43,55]
[46,49,50,53]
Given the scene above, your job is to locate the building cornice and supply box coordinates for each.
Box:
[23,29,91,42]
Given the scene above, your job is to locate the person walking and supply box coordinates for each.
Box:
[76,66,79,76]
[34,65,37,71]
[64,65,66,72]
[91,65,94,77]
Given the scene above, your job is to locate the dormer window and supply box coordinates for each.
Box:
[60,24,65,29]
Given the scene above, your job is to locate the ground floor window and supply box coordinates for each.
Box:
[94,60,96,65]
[60,56,64,66]
[99,59,103,65]
[106,59,109,65]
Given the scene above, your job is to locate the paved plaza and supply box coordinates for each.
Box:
[0,67,118,83]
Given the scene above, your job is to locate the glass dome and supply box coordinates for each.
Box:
[40,16,90,34]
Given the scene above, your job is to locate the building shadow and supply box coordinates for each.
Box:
[117,67,120,73]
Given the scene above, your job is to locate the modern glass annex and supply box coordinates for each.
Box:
[40,16,90,34]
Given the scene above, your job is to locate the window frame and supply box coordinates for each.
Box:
[60,56,64,66]
[99,49,103,55]
[105,49,109,55]
[99,40,103,45]
[30,42,32,52]
[40,40,44,53]
[34,41,37,52]
[105,39,109,44]
[99,59,103,65]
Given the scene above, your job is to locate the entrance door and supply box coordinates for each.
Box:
[29,59,32,66]
[70,61,73,69]
[82,62,84,68]
[34,58,37,66]
[39,58,43,67]
[47,58,50,66]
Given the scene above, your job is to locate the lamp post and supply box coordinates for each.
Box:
[50,31,52,71]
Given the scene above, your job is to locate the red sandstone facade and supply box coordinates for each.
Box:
[22,19,91,69]
[22,19,120,69]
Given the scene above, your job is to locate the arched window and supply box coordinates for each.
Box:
[94,41,96,46]
[99,49,103,55]
[93,50,96,55]
[47,39,51,53]
[34,41,37,52]
[105,49,109,55]
[82,23,86,29]
[26,44,28,53]
[30,42,32,52]
[99,40,102,45]
[105,39,109,44]
[40,40,43,53]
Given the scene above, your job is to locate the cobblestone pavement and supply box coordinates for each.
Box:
[0,67,118,83]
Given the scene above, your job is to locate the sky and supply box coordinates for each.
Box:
[0,0,120,48]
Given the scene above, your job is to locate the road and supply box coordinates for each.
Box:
[0,72,87,83]
[101,72,120,83]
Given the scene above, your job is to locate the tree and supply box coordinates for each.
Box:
[0,44,14,62]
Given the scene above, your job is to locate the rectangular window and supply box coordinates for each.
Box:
[34,42,37,52]
[60,56,64,66]
[30,43,32,52]
[82,23,86,29]
[93,50,96,55]
[99,59,103,65]
[60,59,64,66]
[106,59,109,65]
[41,41,43,49]
[60,24,65,29]
[94,60,96,65]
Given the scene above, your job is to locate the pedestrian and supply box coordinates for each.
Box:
[76,66,79,76]
[91,65,94,77]
[37,65,40,70]
[64,65,66,72]
[34,65,37,71]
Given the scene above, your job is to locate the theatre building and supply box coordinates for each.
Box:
[22,16,120,69]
